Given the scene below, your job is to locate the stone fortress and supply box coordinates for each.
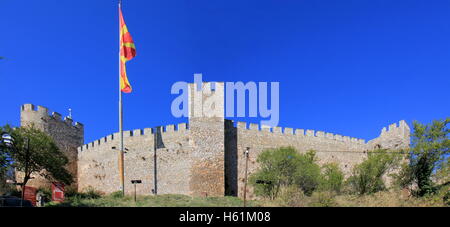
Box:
[18,81,410,199]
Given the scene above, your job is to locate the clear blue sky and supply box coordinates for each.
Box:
[1,0,449,143]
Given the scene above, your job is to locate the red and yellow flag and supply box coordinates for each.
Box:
[119,7,136,93]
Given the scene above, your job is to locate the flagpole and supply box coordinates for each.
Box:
[118,0,125,196]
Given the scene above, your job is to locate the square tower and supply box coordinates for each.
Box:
[19,104,84,189]
[187,82,226,196]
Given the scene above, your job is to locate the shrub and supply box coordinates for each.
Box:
[392,162,414,189]
[249,170,279,200]
[37,187,52,199]
[276,185,306,207]
[64,186,79,198]
[1,186,21,197]
[293,150,321,196]
[109,191,124,198]
[64,186,102,200]
[249,147,302,199]
[308,191,337,207]
[407,118,450,196]
[347,149,401,195]
[443,189,450,206]
[250,148,334,199]
[319,163,344,193]
[83,186,102,199]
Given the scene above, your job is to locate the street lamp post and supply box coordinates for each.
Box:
[243,147,250,207]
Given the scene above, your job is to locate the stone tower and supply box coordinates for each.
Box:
[188,81,225,196]
[19,104,84,189]
[367,120,410,150]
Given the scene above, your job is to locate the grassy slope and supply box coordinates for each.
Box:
[334,191,448,207]
[46,194,261,207]
[45,189,449,207]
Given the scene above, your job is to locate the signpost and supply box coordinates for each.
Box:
[131,180,142,202]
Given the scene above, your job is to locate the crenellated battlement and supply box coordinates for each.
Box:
[72,77,411,197]
[17,79,411,197]
[367,120,410,150]
[234,121,366,145]
[78,123,189,152]
[380,120,410,138]
[21,104,83,130]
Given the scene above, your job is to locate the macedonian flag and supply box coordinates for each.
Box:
[119,7,136,93]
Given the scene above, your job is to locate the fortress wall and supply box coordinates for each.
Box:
[233,122,368,199]
[232,120,410,199]
[18,104,84,189]
[188,118,225,197]
[366,120,411,186]
[79,81,227,197]
[154,128,192,195]
[18,80,411,198]
[72,77,410,198]
[77,123,191,195]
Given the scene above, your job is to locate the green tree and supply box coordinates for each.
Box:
[434,158,449,185]
[293,150,321,196]
[1,125,14,194]
[249,148,323,199]
[0,141,9,175]
[1,126,12,173]
[319,163,344,193]
[249,147,300,199]
[347,149,401,195]
[405,118,450,196]
[0,124,73,199]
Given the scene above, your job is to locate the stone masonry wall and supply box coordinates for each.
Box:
[230,120,410,199]
[77,124,191,195]
[16,78,410,198]
[367,120,410,150]
[66,79,410,198]
[188,82,225,197]
[78,82,227,197]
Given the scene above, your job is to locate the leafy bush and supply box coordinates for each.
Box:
[64,186,102,200]
[347,149,401,195]
[249,147,302,199]
[401,118,450,196]
[434,159,450,185]
[276,185,306,207]
[249,147,324,198]
[319,163,344,193]
[293,151,321,196]
[64,186,79,198]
